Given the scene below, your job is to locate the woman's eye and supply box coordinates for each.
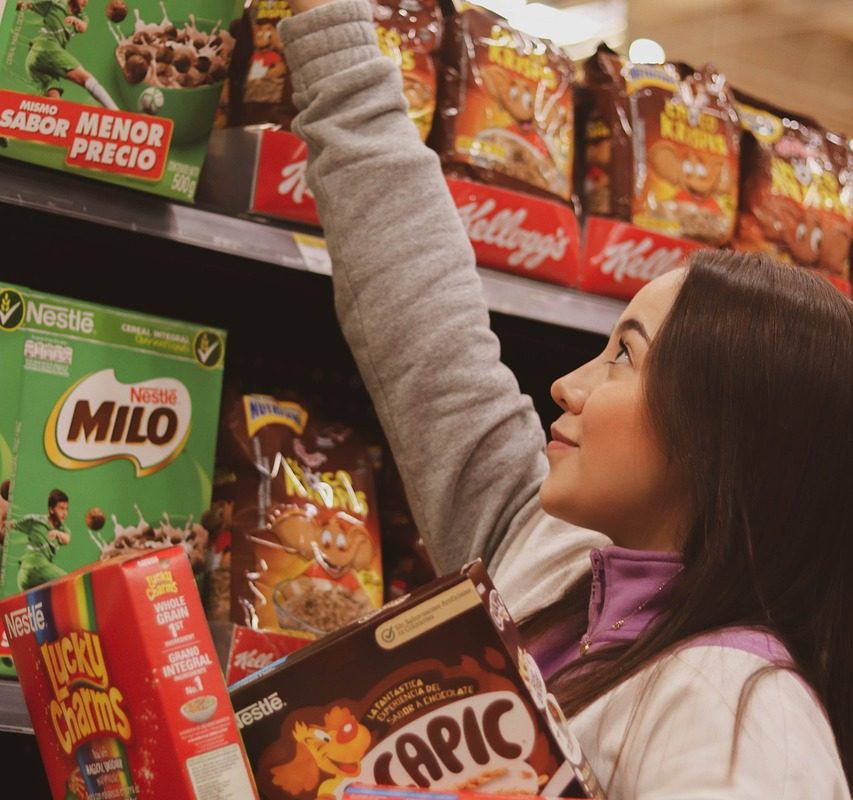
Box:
[610,339,630,365]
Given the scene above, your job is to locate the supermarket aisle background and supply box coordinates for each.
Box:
[627,0,853,134]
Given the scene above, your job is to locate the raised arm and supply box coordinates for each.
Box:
[278,0,554,576]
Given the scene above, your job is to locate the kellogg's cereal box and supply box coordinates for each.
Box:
[581,44,740,246]
[431,3,576,204]
[732,90,852,292]
[0,0,243,202]
[229,560,604,800]
[0,286,226,676]
[0,545,259,800]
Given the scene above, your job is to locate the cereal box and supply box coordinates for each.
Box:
[211,391,383,642]
[229,560,605,800]
[581,45,740,246]
[432,5,576,204]
[0,544,259,800]
[0,282,31,539]
[0,286,226,677]
[0,0,243,203]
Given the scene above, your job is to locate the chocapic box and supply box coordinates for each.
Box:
[229,559,605,800]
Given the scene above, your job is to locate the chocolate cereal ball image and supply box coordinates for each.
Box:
[106,0,128,22]
[86,507,106,531]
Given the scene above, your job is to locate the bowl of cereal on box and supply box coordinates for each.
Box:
[273,575,374,637]
[180,695,218,724]
[112,10,236,144]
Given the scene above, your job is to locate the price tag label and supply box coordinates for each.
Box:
[292,233,332,275]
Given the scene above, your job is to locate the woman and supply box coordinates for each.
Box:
[278,0,852,795]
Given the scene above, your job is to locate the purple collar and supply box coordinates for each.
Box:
[529,545,682,680]
[580,545,683,655]
[528,545,793,682]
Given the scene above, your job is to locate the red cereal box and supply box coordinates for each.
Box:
[0,545,258,800]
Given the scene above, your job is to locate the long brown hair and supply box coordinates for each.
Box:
[523,251,853,782]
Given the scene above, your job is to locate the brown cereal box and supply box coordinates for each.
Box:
[430,4,576,204]
[0,545,258,800]
[229,560,604,800]
[210,391,383,642]
[732,89,852,292]
[581,45,740,246]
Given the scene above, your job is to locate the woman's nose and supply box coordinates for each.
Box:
[551,371,589,414]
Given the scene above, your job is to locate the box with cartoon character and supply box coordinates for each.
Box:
[0,0,242,202]
[229,560,605,800]
[0,284,226,677]
[0,545,259,800]
[207,391,383,643]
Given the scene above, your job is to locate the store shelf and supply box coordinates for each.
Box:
[0,680,31,735]
[0,156,624,336]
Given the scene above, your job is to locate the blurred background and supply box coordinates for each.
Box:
[470,0,853,136]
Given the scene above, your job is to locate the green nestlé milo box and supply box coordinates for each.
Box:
[0,0,242,202]
[0,286,226,676]
[0,283,30,494]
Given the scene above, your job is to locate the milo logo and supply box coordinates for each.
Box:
[0,288,25,331]
[44,369,192,476]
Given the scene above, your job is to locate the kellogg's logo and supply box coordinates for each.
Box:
[233,648,276,673]
[456,198,570,269]
[44,369,192,477]
[591,237,688,283]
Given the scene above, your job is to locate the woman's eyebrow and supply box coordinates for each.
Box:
[614,318,651,344]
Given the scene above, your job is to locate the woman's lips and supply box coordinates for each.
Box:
[548,427,579,451]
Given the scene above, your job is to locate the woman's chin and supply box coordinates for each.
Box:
[539,483,579,525]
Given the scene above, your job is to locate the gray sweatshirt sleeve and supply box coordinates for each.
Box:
[278,0,555,576]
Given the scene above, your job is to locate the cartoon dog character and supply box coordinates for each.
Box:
[647,140,732,213]
[478,65,564,193]
[267,504,374,582]
[245,19,286,104]
[270,706,372,800]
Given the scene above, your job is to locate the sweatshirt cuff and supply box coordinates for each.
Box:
[278,0,380,95]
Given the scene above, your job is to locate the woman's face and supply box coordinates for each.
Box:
[541,269,689,551]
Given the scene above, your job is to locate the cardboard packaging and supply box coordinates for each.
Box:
[229,560,605,800]
[0,283,226,676]
[210,620,311,685]
[0,0,243,202]
[0,545,259,800]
